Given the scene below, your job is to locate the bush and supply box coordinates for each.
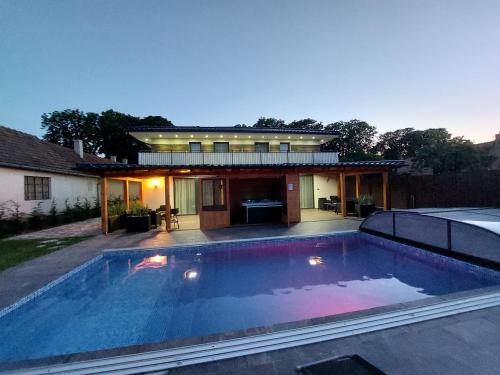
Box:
[27,203,45,230]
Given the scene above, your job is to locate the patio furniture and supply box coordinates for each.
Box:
[296,354,386,375]
[170,208,180,229]
[318,198,328,210]
[149,210,162,228]
[324,201,339,214]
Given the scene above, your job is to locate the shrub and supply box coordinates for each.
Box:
[28,203,45,230]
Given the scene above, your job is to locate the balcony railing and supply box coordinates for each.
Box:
[138,151,339,166]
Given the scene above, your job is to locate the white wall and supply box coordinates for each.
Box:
[0,167,99,216]
[142,176,174,210]
[313,174,339,208]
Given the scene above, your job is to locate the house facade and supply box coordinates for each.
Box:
[0,125,112,216]
[77,126,404,232]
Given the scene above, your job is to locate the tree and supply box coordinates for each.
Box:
[374,127,417,159]
[98,110,149,163]
[414,136,493,173]
[139,116,174,127]
[323,120,379,161]
[253,117,286,128]
[286,118,323,130]
[41,109,101,154]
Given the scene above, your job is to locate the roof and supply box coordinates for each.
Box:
[77,160,405,172]
[128,126,339,136]
[0,125,115,177]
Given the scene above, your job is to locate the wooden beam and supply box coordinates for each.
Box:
[139,180,144,205]
[355,174,361,199]
[123,180,130,210]
[382,171,389,210]
[164,175,171,231]
[340,172,347,217]
[100,177,108,234]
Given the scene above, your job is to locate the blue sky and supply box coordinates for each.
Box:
[1,0,499,142]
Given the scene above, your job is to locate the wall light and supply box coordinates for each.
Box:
[159,134,163,137]
[220,135,224,138]
[151,178,160,189]
[205,135,209,138]
[175,135,178,138]
[190,134,194,138]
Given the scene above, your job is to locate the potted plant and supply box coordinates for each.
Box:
[125,201,151,232]
[107,198,126,233]
[357,194,376,218]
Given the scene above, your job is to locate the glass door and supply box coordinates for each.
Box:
[300,175,314,208]
[174,178,197,215]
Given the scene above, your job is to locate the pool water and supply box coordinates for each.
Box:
[1,232,500,362]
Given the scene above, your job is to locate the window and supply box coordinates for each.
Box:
[279,143,290,152]
[202,179,226,210]
[255,142,269,152]
[189,142,202,152]
[214,142,229,153]
[24,176,51,200]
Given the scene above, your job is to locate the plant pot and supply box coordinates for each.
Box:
[125,215,151,232]
[359,204,376,218]
[107,215,122,233]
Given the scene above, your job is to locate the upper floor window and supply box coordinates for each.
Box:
[279,143,290,152]
[201,179,226,210]
[214,142,229,153]
[189,142,202,152]
[24,176,51,200]
[255,142,269,153]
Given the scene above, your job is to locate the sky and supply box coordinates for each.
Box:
[1,0,499,143]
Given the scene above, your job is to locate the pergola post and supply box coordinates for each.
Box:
[339,172,347,217]
[382,171,389,210]
[164,175,171,231]
[123,180,130,210]
[100,177,109,234]
[355,174,361,199]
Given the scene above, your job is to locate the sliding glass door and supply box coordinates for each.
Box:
[300,175,314,209]
[174,178,197,215]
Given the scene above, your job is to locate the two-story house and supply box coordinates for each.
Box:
[77,126,403,232]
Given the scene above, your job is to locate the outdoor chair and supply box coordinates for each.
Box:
[170,208,180,229]
[318,198,328,210]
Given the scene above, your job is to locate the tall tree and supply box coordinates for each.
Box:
[98,110,148,163]
[253,117,286,128]
[139,115,174,127]
[286,118,323,130]
[323,120,379,161]
[41,109,100,154]
[375,127,420,159]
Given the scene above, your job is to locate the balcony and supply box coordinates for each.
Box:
[138,151,339,166]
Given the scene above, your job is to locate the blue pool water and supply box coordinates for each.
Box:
[1,232,500,363]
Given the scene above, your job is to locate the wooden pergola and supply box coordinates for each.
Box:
[78,162,402,234]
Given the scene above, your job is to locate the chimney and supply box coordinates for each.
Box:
[122,158,128,164]
[110,155,117,162]
[495,132,500,142]
[73,139,83,158]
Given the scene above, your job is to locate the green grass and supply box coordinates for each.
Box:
[0,237,90,271]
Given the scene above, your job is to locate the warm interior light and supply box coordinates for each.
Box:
[184,269,198,280]
[308,256,323,266]
[151,178,160,189]
[178,169,191,173]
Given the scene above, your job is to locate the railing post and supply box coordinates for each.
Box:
[312,152,315,165]
[231,151,234,165]
[393,212,396,237]
[447,220,452,251]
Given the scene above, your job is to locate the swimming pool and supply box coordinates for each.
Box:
[1,232,500,364]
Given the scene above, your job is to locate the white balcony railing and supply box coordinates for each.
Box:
[138,151,339,166]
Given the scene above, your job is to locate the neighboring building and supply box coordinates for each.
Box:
[78,126,404,232]
[476,132,500,170]
[0,125,113,216]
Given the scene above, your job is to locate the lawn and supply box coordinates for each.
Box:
[0,237,90,271]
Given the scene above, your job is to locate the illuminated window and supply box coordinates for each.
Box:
[202,179,226,211]
[24,176,51,200]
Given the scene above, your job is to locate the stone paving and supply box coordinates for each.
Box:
[11,218,101,239]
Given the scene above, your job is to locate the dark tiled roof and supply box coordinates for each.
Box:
[0,125,115,177]
[128,126,339,136]
[77,160,405,171]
